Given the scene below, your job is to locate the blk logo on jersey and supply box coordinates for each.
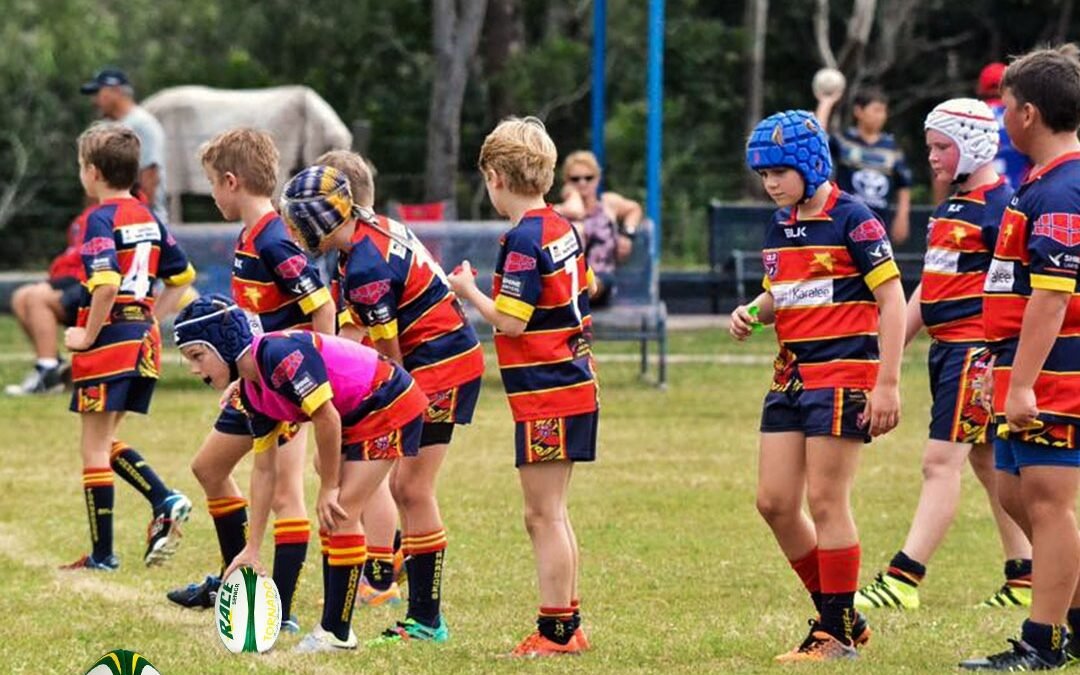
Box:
[274,255,308,280]
[947,203,965,213]
[784,226,807,238]
[82,237,116,255]
[1032,213,1080,247]
[849,219,888,243]
[350,279,392,305]
[504,251,537,273]
[270,350,304,388]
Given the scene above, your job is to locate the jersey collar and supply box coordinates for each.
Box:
[956,176,1005,204]
[787,183,841,223]
[1024,151,1080,184]
[243,211,278,245]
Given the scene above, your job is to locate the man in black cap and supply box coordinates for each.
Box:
[81,68,168,222]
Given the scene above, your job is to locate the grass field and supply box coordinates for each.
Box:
[0,317,1034,673]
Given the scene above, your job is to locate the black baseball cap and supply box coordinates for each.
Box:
[80,68,131,95]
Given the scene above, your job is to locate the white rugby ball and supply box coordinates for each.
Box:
[812,67,846,97]
[84,650,160,674]
[215,567,282,654]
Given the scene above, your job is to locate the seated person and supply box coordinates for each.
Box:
[554,151,642,306]
[6,204,94,395]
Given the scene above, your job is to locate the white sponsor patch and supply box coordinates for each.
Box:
[293,373,318,398]
[118,222,160,244]
[501,275,524,298]
[546,230,580,264]
[771,278,834,309]
[985,258,1015,292]
[923,247,960,274]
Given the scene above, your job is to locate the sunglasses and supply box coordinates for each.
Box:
[568,175,596,183]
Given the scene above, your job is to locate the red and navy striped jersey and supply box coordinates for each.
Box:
[73,197,194,383]
[232,212,332,332]
[983,153,1080,424]
[920,178,1011,342]
[492,206,598,421]
[333,215,484,393]
[762,187,900,390]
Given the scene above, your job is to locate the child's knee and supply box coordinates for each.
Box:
[755,491,799,525]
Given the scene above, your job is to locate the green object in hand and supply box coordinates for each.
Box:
[747,305,764,333]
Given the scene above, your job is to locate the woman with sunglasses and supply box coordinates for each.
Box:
[555,151,643,306]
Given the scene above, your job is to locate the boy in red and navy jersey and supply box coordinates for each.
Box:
[961,45,1080,672]
[856,99,1033,613]
[731,110,905,661]
[62,123,196,571]
[279,157,485,644]
[448,117,597,657]
[167,129,335,633]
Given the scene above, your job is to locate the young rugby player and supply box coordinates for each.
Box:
[731,109,905,661]
[174,295,428,652]
[448,116,598,657]
[63,123,196,570]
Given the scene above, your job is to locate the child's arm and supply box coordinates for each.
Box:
[224,445,277,578]
[865,277,905,436]
[904,282,924,347]
[371,337,404,364]
[1005,288,1071,430]
[310,401,347,532]
[729,291,774,341]
[309,298,337,335]
[448,260,528,337]
[892,188,912,245]
[65,283,118,351]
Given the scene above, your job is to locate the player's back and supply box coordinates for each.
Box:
[920,179,1011,342]
[492,207,597,421]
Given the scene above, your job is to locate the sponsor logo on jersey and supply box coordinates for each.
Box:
[528,418,565,462]
[546,230,580,264]
[947,203,965,213]
[784,226,807,238]
[849,219,888,243]
[1033,212,1080,247]
[924,247,960,274]
[82,236,116,255]
[350,279,392,305]
[505,251,538,273]
[292,373,318,398]
[274,254,308,280]
[501,275,524,298]
[367,429,402,460]
[868,242,893,260]
[118,222,160,244]
[771,279,834,308]
[985,258,1015,292]
[763,251,779,280]
[270,350,304,388]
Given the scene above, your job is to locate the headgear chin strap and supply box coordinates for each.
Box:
[174,294,255,382]
[924,98,999,184]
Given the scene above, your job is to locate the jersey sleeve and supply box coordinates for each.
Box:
[494,227,543,322]
[343,242,400,341]
[981,203,1005,252]
[845,212,901,291]
[258,234,332,315]
[156,223,196,287]
[1028,201,1080,293]
[81,210,121,292]
[257,335,334,417]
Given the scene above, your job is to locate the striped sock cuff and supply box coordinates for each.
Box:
[571,598,581,612]
[402,528,447,556]
[109,440,131,460]
[539,606,575,620]
[367,546,394,562]
[328,534,366,567]
[273,518,311,545]
[319,529,331,556]
[83,467,113,488]
[207,496,248,519]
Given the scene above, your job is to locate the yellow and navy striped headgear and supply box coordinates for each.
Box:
[280,165,357,252]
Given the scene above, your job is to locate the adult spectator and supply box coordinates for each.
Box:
[80,68,169,221]
[816,86,913,244]
[4,206,92,395]
[554,151,643,306]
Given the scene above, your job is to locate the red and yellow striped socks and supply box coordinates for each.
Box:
[272,518,310,621]
[207,496,248,571]
[324,534,365,641]
[83,468,114,561]
[538,606,575,645]
[403,528,447,628]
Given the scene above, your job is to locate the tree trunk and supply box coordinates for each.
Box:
[483,0,525,122]
[424,0,489,203]
[742,0,768,198]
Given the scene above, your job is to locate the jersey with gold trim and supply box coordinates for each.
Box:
[920,178,1010,342]
[232,212,331,332]
[983,153,1080,424]
[334,215,484,393]
[73,197,195,384]
[492,206,598,421]
[762,188,900,390]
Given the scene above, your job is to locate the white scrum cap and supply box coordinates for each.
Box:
[924,97,1000,183]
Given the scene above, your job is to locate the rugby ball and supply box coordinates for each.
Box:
[215,567,282,653]
[84,650,160,675]
[812,67,846,97]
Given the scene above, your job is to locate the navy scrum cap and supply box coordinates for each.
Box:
[80,68,131,95]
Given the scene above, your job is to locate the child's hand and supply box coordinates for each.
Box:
[316,485,348,533]
[223,544,265,580]
[64,327,93,351]
[219,380,240,409]
[1005,385,1040,432]
[729,305,758,341]
[447,260,478,297]
[861,383,900,437]
[814,87,845,106]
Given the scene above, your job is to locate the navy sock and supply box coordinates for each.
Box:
[886,550,925,587]
[110,442,170,507]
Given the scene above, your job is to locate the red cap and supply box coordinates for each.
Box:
[978,62,1006,98]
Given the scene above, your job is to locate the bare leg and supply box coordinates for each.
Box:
[1020,466,1080,626]
[969,443,1031,560]
[899,440,970,564]
[756,431,815,558]
[519,461,574,608]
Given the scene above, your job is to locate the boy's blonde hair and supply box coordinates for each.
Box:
[78,122,140,190]
[316,150,376,208]
[478,116,557,196]
[198,128,279,197]
[562,150,601,180]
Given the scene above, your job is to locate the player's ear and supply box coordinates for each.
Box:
[223,171,240,191]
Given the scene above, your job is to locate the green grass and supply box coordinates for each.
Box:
[0,317,1028,673]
